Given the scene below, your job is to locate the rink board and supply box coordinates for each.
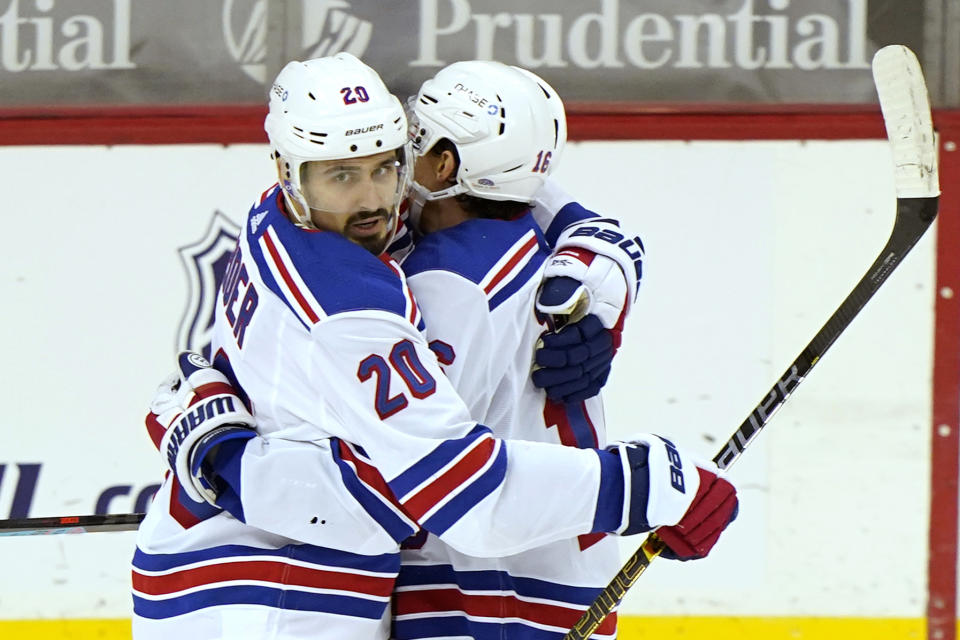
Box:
[0,139,940,635]
[0,616,929,639]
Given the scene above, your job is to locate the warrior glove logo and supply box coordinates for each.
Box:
[165,397,239,468]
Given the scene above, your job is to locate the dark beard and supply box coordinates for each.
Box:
[347,209,393,255]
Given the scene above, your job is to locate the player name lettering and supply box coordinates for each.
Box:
[0,0,135,72]
[413,0,868,71]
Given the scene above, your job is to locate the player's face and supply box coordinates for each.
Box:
[411,149,466,235]
[300,150,400,254]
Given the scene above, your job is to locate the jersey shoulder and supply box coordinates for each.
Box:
[404,214,549,283]
[403,214,550,311]
[243,187,421,328]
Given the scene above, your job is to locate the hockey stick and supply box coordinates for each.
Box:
[0,513,145,536]
[563,44,940,640]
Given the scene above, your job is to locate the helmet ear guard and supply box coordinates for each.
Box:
[263,53,410,231]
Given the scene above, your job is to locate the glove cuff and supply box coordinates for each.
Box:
[158,393,255,504]
[190,425,257,505]
[610,433,705,534]
[554,219,643,309]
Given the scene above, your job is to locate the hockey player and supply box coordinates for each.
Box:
[392,60,636,639]
[134,54,738,640]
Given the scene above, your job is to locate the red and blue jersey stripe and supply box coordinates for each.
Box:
[388,425,506,535]
[393,564,617,639]
[131,542,399,621]
[243,188,424,331]
[402,214,550,312]
[331,425,508,539]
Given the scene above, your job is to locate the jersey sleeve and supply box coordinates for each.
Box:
[216,436,409,555]
[304,312,620,557]
[211,424,621,558]
[531,178,599,247]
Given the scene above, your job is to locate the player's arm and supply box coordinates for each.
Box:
[144,352,408,553]
[531,178,644,306]
[311,313,737,559]
[148,343,736,560]
[145,345,600,554]
[529,178,645,403]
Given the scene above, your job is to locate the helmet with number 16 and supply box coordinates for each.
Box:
[406,60,567,221]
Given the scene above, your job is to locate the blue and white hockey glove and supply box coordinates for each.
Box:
[534,243,630,402]
[609,434,738,560]
[145,352,257,505]
[536,247,629,331]
[532,313,614,404]
[541,216,644,326]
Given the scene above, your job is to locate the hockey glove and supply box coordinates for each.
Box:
[656,466,739,561]
[145,352,257,505]
[610,434,738,560]
[536,248,628,330]
[532,314,614,403]
[533,246,626,403]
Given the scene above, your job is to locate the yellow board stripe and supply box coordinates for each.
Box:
[0,616,927,639]
[617,616,925,639]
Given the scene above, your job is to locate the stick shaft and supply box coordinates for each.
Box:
[0,513,144,536]
[563,44,939,640]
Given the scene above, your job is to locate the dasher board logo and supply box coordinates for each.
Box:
[0,0,135,72]
[176,211,241,359]
[223,0,372,83]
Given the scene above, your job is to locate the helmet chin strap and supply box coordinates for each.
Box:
[407,179,466,232]
[278,177,318,231]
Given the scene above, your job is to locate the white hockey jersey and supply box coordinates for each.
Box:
[131,186,624,640]
[393,210,621,640]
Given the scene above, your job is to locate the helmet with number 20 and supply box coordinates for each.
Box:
[264,53,411,230]
[408,60,567,205]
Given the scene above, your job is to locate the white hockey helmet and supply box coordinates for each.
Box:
[264,53,411,229]
[408,60,567,205]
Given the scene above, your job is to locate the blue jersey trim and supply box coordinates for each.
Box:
[395,564,605,604]
[388,424,491,499]
[418,444,506,536]
[243,189,412,327]
[209,437,249,523]
[132,542,396,573]
[330,440,418,544]
[591,449,625,534]
[403,214,550,312]
[394,617,583,640]
[133,585,387,620]
[403,214,549,285]
[543,202,599,247]
[488,248,548,312]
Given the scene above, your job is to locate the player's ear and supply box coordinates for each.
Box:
[436,149,458,184]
